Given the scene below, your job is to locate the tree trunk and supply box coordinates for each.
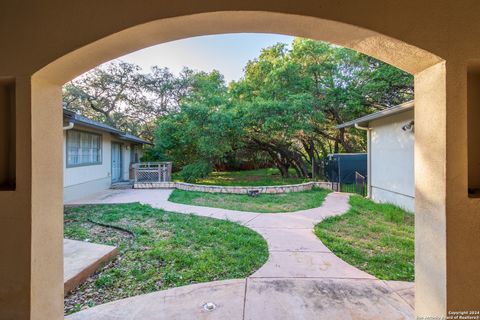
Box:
[276,163,290,178]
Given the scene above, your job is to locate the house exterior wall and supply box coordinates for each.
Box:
[369,110,415,212]
[63,125,142,202]
[63,125,113,202]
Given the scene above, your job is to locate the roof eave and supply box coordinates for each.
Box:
[63,108,151,145]
[116,135,153,145]
[336,100,414,129]
[73,119,123,134]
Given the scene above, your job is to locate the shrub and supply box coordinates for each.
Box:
[180,161,212,183]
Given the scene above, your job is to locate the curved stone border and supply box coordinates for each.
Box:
[134,181,333,194]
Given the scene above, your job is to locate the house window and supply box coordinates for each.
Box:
[66,130,102,167]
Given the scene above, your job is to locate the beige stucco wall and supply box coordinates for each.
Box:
[1,2,480,319]
[370,111,415,212]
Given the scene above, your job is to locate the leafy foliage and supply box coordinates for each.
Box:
[229,39,412,177]
[154,70,240,179]
[179,161,212,183]
[63,63,194,141]
[63,38,413,176]
[174,168,310,186]
[156,39,412,178]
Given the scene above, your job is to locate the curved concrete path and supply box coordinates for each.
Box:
[66,189,414,320]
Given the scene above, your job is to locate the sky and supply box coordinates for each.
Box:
[116,33,294,84]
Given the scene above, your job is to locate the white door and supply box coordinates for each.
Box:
[111,143,122,182]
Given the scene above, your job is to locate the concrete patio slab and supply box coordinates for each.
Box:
[244,278,414,320]
[251,251,376,279]
[396,289,415,309]
[385,281,415,309]
[384,280,415,292]
[66,279,247,320]
[64,239,118,296]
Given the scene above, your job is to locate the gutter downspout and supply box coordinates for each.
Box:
[354,123,372,198]
[63,122,74,130]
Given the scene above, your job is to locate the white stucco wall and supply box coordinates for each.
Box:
[369,110,415,212]
[63,124,142,202]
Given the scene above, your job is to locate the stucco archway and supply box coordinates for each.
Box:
[2,7,463,320]
[36,11,445,316]
[34,12,443,83]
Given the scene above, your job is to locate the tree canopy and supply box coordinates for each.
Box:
[63,62,194,141]
[63,38,413,181]
[224,39,412,178]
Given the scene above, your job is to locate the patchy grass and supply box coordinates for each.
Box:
[314,196,414,281]
[174,168,312,186]
[169,188,331,213]
[64,203,268,314]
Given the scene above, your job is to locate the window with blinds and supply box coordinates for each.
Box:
[66,130,102,167]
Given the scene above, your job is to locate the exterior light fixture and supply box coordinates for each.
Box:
[402,120,414,132]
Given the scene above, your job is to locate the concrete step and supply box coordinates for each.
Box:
[64,239,118,296]
[110,182,133,190]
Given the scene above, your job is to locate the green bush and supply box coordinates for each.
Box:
[140,146,168,162]
[180,161,212,183]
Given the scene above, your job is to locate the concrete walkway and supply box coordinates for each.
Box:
[66,189,414,320]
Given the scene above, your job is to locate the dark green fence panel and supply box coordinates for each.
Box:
[339,172,367,197]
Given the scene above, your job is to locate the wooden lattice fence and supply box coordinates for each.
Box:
[133,162,172,183]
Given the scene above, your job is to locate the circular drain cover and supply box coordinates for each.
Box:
[202,302,217,312]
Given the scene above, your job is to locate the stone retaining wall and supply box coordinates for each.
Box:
[134,181,333,194]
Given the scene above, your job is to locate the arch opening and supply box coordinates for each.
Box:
[23,10,448,319]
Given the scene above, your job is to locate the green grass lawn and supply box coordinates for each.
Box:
[174,168,312,186]
[168,188,331,213]
[314,195,414,281]
[64,203,268,314]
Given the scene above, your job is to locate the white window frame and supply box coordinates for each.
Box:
[66,129,103,167]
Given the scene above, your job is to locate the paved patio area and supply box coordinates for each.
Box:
[66,189,414,319]
[64,239,118,296]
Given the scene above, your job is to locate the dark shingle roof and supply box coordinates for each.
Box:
[63,109,152,145]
